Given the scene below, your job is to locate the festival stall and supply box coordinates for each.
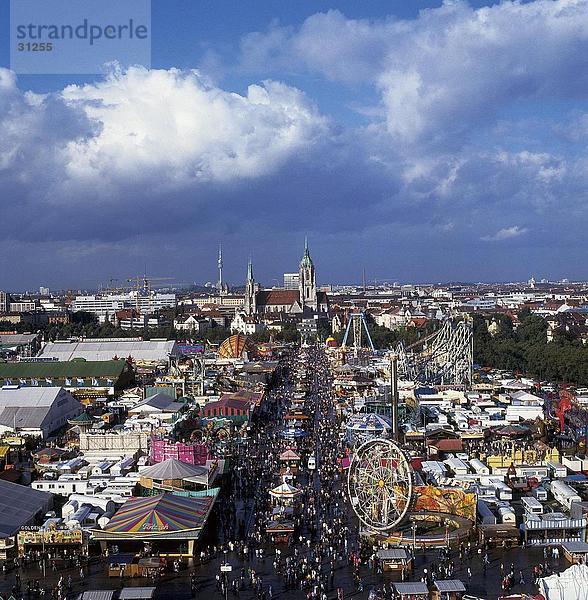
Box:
[269,482,303,505]
[94,492,217,557]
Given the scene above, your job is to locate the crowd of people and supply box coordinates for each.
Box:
[0,345,571,599]
[201,346,363,600]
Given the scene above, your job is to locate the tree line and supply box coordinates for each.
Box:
[474,309,588,385]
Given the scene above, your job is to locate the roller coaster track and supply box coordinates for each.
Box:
[396,319,473,386]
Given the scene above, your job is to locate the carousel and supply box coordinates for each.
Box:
[346,413,392,445]
[266,482,303,544]
[280,426,307,439]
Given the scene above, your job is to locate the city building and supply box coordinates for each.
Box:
[71,292,176,323]
[244,240,329,317]
[283,273,300,289]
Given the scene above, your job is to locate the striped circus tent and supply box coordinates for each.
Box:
[96,493,216,539]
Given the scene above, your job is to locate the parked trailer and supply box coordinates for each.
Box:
[477,500,497,525]
[521,496,544,515]
[546,461,568,479]
[469,458,490,476]
[532,486,548,501]
[497,506,516,525]
[551,480,582,510]
[561,456,583,472]
[494,480,513,501]
[444,458,469,477]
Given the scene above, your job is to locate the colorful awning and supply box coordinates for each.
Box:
[96,493,215,539]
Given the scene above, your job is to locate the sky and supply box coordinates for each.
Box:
[1,0,588,290]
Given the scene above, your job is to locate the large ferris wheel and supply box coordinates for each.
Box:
[347,438,414,532]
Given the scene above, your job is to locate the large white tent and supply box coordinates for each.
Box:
[539,563,588,600]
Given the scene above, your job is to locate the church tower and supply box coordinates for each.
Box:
[244,258,256,315]
[299,237,317,312]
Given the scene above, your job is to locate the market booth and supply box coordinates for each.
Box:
[18,522,86,562]
[562,541,588,564]
[393,581,429,600]
[478,524,520,548]
[431,579,467,600]
[120,589,156,599]
[94,492,217,557]
[266,518,295,544]
[108,553,141,578]
[377,548,413,577]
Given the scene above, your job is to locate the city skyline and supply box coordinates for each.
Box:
[2,0,588,287]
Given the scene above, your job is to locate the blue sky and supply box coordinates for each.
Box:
[1,0,588,290]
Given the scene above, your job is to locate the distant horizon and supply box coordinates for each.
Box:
[7,276,587,296]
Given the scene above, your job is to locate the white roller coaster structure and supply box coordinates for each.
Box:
[396,318,473,386]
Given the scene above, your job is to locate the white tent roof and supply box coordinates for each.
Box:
[269,482,302,498]
[540,563,588,600]
[0,387,83,431]
[40,340,178,363]
[141,459,208,480]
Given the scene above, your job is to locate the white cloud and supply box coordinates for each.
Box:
[57,66,328,196]
[241,1,588,145]
[481,226,528,242]
[0,66,329,207]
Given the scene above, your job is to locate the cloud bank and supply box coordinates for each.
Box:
[2,0,588,286]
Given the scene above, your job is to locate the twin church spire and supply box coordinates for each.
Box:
[244,239,317,314]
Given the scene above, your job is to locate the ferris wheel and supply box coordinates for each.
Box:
[347,438,414,532]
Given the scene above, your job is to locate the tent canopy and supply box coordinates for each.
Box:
[99,493,215,536]
[141,458,208,480]
[279,449,301,461]
[540,563,588,600]
[347,413,392,431]
[269,482,302,498]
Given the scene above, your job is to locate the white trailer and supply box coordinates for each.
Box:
[522,496,544,515]
[497,505,516,525]
[546,461,567,479]
[551,480,581,510]
[469,458,490,476]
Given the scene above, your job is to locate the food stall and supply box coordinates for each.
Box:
[377,548,413,577]
[431,579,467,600]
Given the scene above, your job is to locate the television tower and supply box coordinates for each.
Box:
[217,244,223,294]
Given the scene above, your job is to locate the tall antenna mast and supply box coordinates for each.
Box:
[217,244,223,294]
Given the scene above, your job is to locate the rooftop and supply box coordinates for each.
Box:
[40,340,178,363]
[0,360,126,379]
